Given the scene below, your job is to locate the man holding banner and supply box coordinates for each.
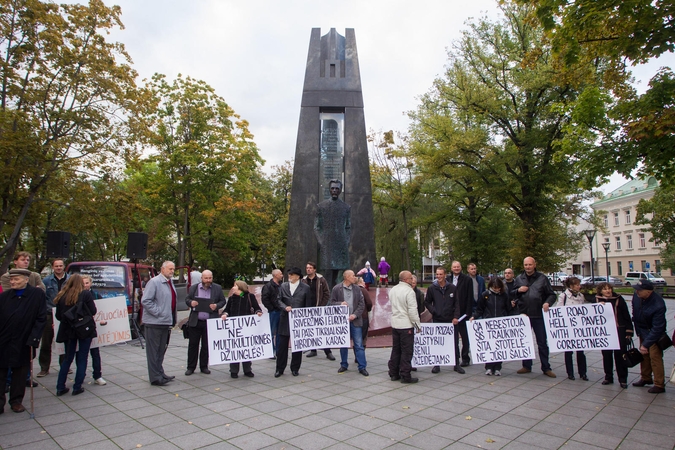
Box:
[512,257,557,378]
[274,267,312,377]
[425,267,463,374]
[329,270,367,376]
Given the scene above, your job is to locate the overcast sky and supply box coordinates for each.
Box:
[104,0,673,192]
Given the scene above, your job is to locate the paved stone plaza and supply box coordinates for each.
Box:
[1,301,674,450]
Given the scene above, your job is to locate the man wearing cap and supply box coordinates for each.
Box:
[0,252,45,292]
[0,269,46,413]
[631,279,667,393]
[274,267,312,377]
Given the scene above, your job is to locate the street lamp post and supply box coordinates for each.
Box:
[584,229,597,283]
[601,242,610,281]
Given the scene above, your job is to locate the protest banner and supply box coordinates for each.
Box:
[412,323,456,367]
[208,315,273,366]
[544,303,620,352]
[467,316,536,364]
[54,296,131,355]
[289,305,350,352]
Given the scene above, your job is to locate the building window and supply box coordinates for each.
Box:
[628,260,634,271]
[606,260,611,276]
[639,233,646,248]
[656,260,661,274]
[604,215,608,227]
[614,212,620,226]
[615,236,621,250]
[617,261,623,275]
[604,237,610,249]
[625,210,631,224]
[641,260,647,271]
[627,235,633,249]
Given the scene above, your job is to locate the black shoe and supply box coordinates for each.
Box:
[401,378,419,384]
[274,371,282,378]
[632,379,653,387]
[460,361,470,367]
[201,368,211,374]
[230,373,238,379]
[338,366,348,373]
[648,386,665,394]
[292,370,299,376]
[151,379,169,386]
[411,367,417,371]
[244,372,254,378]
[164,375,176,381]
[390,375,401,381]
[185,369,194,376]
[431,366,440,374]
[568,375,575,380]
[26,380,38,388]
[454,365,465,374]
[72,388,85,396]
[580,375,588,381]
[602,379,613,385]
[56,388,70,396]
[359,369,369,377]
[620,383,628,389]
[326,353,335,361]
[269,355,277,360]
[306,350,317,358]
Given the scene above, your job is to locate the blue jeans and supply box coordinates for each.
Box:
[522,317,551,372]
[269,310,281,354]
[57,338,92,392]
[90,347,102,380]
[340,323,367,370]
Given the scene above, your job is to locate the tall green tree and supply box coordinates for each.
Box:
[132,74,264,282]
[518,0,675,186]
[0,0,140,271]
[409,4,598,271]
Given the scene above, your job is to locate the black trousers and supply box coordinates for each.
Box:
[564,351,587,377]
[187,320,209,370]
[276,335,302,373]
[388,328,414,380]
[0,364,29,409]
[454,320,470,365]
[602,349,628,382]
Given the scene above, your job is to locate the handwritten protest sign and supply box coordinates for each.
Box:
[467,316,536,364]
[289,305,350,352]
[54,296,131,355]
[207,315,273,365]
[413,324,456,367]
[544,303,620,352]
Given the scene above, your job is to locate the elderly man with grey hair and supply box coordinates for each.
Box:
[141,261,177,386]
[184,270,227,375]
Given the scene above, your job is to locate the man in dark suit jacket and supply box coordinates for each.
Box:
[447,261,473,371]
[274,267,312,377]
[184,270,227,375]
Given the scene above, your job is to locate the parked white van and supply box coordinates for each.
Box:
[623,271,667,287]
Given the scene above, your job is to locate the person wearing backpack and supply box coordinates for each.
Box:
[54,274,97,396]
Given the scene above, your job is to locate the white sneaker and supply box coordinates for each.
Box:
[494,370,501,376]
[485,369,493,376]
[94,377,107,385]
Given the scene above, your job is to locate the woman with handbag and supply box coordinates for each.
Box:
[54,274,97,396]
[221,281,262,378]
[596,282,633,388]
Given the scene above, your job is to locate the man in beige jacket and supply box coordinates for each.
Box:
[387,271,421,384]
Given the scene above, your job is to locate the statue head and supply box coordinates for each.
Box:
[329,179,342,199]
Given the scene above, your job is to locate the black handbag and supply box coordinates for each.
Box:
[623,340,644,368]
[64,300,96,340]
[657,332,673,351]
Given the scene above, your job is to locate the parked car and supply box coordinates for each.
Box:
[580,276,622,286]
[623,271,667,287]
[547,272,569,284]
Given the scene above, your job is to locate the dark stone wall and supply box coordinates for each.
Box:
[286,28,376,275]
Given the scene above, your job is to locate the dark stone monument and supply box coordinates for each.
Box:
[286,28,375,286]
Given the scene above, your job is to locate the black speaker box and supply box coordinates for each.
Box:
[127,232,148,259]
[46,231,70,258]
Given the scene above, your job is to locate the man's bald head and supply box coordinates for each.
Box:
[399,270,413,284]
[523,257,536,275]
